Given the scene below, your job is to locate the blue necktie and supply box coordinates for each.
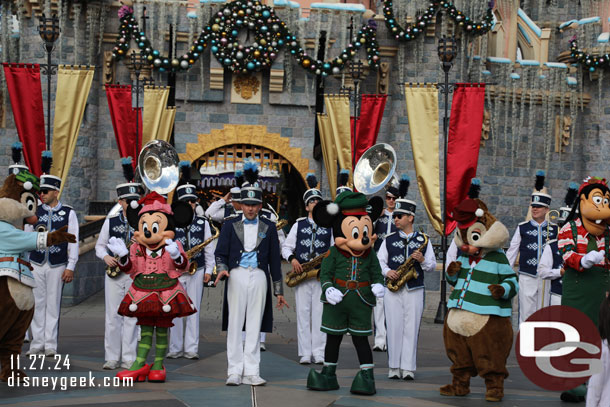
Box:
[243,218,257,225]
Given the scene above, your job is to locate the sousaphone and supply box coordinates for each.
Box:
[353,143,397,195]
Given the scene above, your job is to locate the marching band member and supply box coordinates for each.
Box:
[281,174,332,365]
[377,176,435,380]
[370,182,399,352]
[94,158,142,369]
[214,161,288,386]
[538,182,578,307]
[167,183,215,359]
[206,170,244,223]
[506,171,558,324]
[27,152,79,357]
[335,168,352,196]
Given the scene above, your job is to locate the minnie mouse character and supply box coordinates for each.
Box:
[107,192,195,383]
[306,191,385,395]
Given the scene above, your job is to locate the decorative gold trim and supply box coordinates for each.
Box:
[180,124,313,183]
[209,67,224,90]
[269,69,284,93]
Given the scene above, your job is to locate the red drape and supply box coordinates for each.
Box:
[351,94,387,166]
[3,63,46,176]
[445,84,486,235]
[105,84,141,164]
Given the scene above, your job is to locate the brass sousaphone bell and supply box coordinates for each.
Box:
[353,143,397,195]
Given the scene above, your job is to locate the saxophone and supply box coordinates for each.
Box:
[186,218,220,275]
[106,240,133,278]
[285,251,330,288]
[386,233,429,292]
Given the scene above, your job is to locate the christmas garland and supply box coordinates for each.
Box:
[570,38,609,72]
[113,0,379,76]
[383,0,494,41]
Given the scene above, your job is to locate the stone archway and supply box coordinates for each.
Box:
[179,124,313,182]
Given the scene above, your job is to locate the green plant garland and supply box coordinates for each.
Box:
[112,0,379,76]
[382,0,494,41]
[570,38,608,72]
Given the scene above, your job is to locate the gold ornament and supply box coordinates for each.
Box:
[233,74,260,100]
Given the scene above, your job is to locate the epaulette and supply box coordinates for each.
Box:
[386,231,398,239]
[296,217,307,222]
[518,220,529,226]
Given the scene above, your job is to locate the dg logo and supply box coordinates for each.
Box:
[534,195,540,202]
[129,186,136,193]
[12,168,19,175]
[186,188,192,193]
[248,191,256,198]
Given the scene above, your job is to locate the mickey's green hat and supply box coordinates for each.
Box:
[333,191,368,215]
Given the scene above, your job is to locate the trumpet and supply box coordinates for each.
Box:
[186,218,220,275]
[276,219,288,230]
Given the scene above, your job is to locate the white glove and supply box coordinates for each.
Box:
[371,283,385,298]
[580,250,605,269]
[107,237,128,258]
[325,287,344,305]
[165,239,181,260]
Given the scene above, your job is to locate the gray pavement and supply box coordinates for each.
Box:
[0,270,570,407]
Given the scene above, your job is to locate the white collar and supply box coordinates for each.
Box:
[530,219,547,227]
[42,201,62,212]
[399,230,416,239]
[145,247,163,256]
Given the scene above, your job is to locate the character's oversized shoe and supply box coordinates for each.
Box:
[485,388,504,402]
[148,366,167,383]
[439,383,470,397]
[350,369,376,396]
[307,365,339,391]
[560,384,587,402]
[116,364,151,383]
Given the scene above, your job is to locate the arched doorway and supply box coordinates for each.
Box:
[180,124,315,225]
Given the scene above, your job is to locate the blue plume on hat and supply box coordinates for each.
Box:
[306,173,318,189]
[338,169,349,187]
[468,178,481,199]
[179,160,191,182]
[565,182,579,207]
[121,156,134,182]
[535,170,546,191]
[11,142,22,164]
[398,174,410,198]
[234,169,245,187]
[41,151,53,174]
[243,160,259,184]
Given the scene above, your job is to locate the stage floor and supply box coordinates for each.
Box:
[1,273,560,407]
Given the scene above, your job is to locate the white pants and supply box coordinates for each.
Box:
[226,267,267,377]
[384,287,424,371]
[550,292,561,306]
[294,278,326,359]
[30,263,64,351]
[169,267,205,354]
[242,332,266,342]
[104,273,138,363]
[518,273,551,325]
[373,297,386,347]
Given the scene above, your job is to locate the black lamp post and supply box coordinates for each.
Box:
[38,13,60,151]
[434,35,457,325]
[130,51,147,157]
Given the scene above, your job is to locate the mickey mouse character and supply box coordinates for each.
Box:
[306,191,385,396]
[107,192,195,383]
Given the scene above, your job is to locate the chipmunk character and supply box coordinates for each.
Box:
[440,181,518,402]
[0,170,75,382]
[306,191,385,395]
[107,191,195,383]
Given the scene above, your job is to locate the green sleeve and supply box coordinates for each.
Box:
[320,247,336,298]
[368,250,385,285]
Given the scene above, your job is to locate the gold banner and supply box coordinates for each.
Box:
[404,84,443,235]
[324,95,352,197]
[51,65,95,198]
[317,113,337,199]
[156,107,176,142]
[142,86,169,146]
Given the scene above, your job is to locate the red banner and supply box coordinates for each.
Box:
[351,94,387,166]
[105,84,141,163]
[445,84,486,235]
[3,63,46,176]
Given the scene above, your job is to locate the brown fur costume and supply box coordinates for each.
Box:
[0,174,74,381]
[440,197,516,402]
